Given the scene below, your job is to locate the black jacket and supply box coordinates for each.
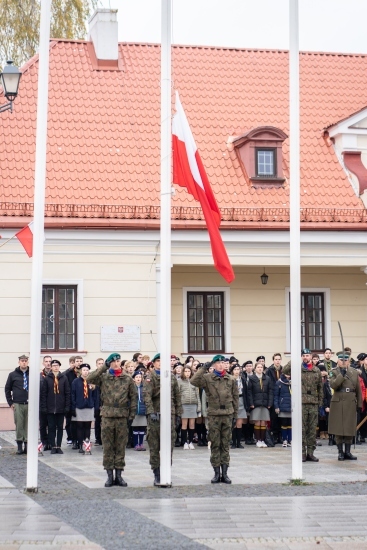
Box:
[322,379,332,409]
[247,374,273,408]
[234,375,250,411]
[5,367,29,406]
[71,376,97,411]
[40,372,70,414]
[266,364,283,389]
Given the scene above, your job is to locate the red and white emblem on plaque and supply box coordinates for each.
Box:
[118,327,124,333]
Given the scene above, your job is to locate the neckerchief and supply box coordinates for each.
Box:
[155,369,161,375]
[83,378,88,399]
[54,374,59,394]
[213,369,226,377]
[302,362,313,371]
[23,371,28,392]
[109,367,122,376]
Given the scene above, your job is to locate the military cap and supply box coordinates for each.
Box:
[301,348,312,355]
[152,353,160,363]
[337,351,350,360]
[256,355,265,361]
[79,363,91,370]
[132,370,143,378]
[18,354,29,360]
[243,360,253,366]
[51,359,61,366]
[106,353,121,367]
[212,354,225,363]
[357,353,367,361]
[229,356,238,363]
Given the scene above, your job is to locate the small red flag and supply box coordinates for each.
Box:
[15,222,33,257]
[172,92,234,283]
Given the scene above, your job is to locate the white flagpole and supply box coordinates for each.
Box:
[159,0,172,486]
[289,0,302,480]
[26,0,51,491]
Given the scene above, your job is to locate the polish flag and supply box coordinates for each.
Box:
[172,92,234,283]
[15,222,33,257]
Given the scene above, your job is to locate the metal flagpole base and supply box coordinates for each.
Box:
[156,483,172,488]
[24,487,38,493]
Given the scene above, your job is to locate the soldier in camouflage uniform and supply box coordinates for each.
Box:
[191,354,238,484]
[329,351,362,461]
[283,348,322,462]
[143,353,182,486]
[87,353,137,487]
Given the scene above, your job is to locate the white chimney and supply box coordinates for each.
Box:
[88,8,118,61]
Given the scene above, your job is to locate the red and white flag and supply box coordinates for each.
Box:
[15,222,33,258]
[172,92,234,283]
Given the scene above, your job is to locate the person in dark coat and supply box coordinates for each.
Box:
[247,362,273,447]
[5,354,30,455]
[274,373,292,447]
[40,360,70,454]
[39,355,52,450]
[230,364,249,449]
[319,371,332,442]
[71,363,97,454]
[329,351,363,461]
[266,353,283,444]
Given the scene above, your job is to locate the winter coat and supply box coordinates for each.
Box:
[135,383,147,416]
[87,363,137,420]
[40,372,70,414]
[143,369,182,416]
[234,375,250,411]
[266,364,283,389]
[273,374,291,413]
[328,366,363,436]
[247,374,273,409]
[178,378,201,412]
[71,376,97,412]
[5,367,29,406]
[190,367,239,417]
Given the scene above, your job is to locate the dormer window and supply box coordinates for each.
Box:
[232,126,287,188]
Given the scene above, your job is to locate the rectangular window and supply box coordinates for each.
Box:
[187,291,225,353]
[41,285,77,352]
[256,148,276,177]
[301,292,325,352]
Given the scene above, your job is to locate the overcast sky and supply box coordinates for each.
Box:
[100,0,367,53]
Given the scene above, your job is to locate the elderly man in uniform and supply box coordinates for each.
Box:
[5,354,30,455]
[87,353,137,487]
[328,350,362,461]
[283,348,322,462]
[143,353,182,486]
[191,354,238,484]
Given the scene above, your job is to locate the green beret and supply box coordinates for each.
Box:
[337,351,350,360]
[152,353,160,363]
[301,348,311,355]
[212,354,225,363]
[106,353,121,366]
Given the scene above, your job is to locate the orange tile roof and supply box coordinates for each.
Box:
[1,41,367,229]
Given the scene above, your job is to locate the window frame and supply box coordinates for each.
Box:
[183,287,231,356]
[285,287,331,354]
[42,279,84,353]
[255,147,277,177]
[301,292,325,352]
[187,291,225,354]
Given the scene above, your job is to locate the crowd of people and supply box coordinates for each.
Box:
[4,346,367,485]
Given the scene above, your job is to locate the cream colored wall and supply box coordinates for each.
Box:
[172,266,367,364]
[0,243,159,404]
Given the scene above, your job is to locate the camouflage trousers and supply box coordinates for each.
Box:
[208,415,232,467]
[101,417,128,470]
[146,416,176,470]
[302,404,318,455]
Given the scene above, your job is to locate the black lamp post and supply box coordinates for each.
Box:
[260,268,269,285]
[0,61,22,113]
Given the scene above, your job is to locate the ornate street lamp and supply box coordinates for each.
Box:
[260,268,269,285]
[0,61,22,113]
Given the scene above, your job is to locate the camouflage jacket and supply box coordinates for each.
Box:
[190,366,239,417]
[283,361,322,405]
[143,369,182,416]
[87,363,137,419]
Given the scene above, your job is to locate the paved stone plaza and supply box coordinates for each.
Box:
[1,431,367,549]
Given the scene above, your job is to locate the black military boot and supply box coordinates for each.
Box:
[328,434,333,446]
[104,469,114,487]
[115,469,128,486]
[337,444,345,461]
[344,444,357,460]
[23,442,27,455]
[16,441,23,455]
[211,466,221,483]
[153,467,160,486]
[221,464,232,484]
